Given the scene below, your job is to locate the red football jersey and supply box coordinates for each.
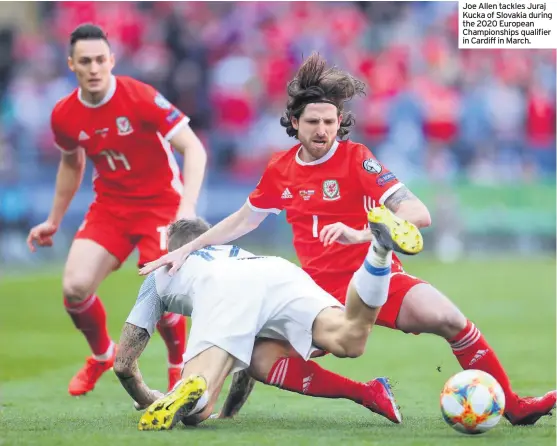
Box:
[248,140,404,300]
[51,75,188,207]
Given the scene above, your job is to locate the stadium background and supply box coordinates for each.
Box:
[0,2,555,445]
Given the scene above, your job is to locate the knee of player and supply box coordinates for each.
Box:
[246,363,268,382]
[402,285,467,338]
[429,306,467,339]
[62,275,93,302]
[439,310,467,338]
[249,339,291,381]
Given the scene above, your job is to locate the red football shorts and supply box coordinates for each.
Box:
[378,271,428,329]
[75,201,177,267]
[326,264,428,330]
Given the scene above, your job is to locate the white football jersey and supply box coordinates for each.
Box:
[126,245,256,334]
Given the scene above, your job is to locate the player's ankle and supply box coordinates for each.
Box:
[92,341,115,361]
[367,242,392,267]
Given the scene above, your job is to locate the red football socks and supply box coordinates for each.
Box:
[64,294,112,356]
[449,320,517,407]
[156,312,186,366]
[267,356,366,402]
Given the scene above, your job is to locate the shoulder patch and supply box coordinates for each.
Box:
[155,93,172,110]
[362,158,382,174]
[377,172,397,186]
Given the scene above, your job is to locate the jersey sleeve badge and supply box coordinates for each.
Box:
[154,93,172,110]
[362,158,383,174]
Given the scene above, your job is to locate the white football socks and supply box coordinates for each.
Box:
[353,240,392,308]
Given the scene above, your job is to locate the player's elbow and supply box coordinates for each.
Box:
[172,127,207,160]
[416,207,432,228]
[113,365,131,379]
[400,201,432,228]
[113,357,133,379]
[344,342,366,358]
[191,138,208,162]
[60,149,85,170]
[330,338,366,359]
[246,216,264,231]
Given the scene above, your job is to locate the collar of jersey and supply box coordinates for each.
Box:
[78,75,117,108]
[295,140,340,166]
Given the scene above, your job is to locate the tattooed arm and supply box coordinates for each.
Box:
[357,186,431,244]
[383,186,431,228]
[114,322,160,407]
[116,273,166,406]
[218,370,256,418]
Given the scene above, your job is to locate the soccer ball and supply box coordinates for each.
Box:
[440,369,505,434]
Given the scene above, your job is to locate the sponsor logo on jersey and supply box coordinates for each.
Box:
[299,189,315,201]
[78,131,89,141]
[362,158,382,174]
[155,93,172,110]
[281,188,293,199]
[116,116,133,136]
[322,179,340,201]
[377,172,396,186]
[166,109,181,124]
[95,128,109,138]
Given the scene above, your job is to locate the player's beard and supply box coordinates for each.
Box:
[301,136,335,161]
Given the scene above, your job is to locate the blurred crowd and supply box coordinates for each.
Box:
[0,1,555,186]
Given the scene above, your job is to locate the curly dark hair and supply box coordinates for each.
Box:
[280,52,366,139]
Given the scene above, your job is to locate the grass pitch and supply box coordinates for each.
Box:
[0,257,555,445]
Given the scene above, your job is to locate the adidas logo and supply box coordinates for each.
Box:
[469,349,489,366]
[302,374,313,394]
[78,131,90,141]
[281,188,293,199]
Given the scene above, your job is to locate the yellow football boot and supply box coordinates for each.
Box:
[138,375,208,431]
[367,205,423,255]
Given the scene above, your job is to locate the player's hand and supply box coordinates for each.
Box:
[26,221,58,252]
[319,222,365,246]
[175,203,196,221]
[139,244,192,276]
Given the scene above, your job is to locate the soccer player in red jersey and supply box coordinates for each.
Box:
[140,54,555,425]
[26,24,207,396]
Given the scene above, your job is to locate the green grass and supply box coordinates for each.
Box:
[0,258,555,445]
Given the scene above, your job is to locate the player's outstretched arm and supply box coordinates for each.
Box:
[383,186,431,228]
[218,370,256,419]
[27,150,85,252]
[139,202,268,275]
[49,150,86,226]
[114,323,161,408]
[170,126,208,220]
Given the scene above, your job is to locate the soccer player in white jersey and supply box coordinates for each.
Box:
[114,215,422,430]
